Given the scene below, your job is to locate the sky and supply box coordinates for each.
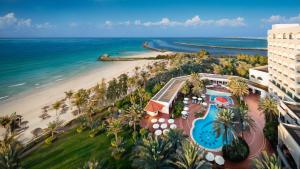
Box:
[0,0,299,37]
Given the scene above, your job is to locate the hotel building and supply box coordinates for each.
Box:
[267,24,300,169]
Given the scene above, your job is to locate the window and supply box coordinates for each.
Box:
[283,33,287,39]
[273,34,276,39]
[251,75,255,78]
[289,33,293,39]
[257,77,263,80]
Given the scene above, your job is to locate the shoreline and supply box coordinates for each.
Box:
[0,51,167,143]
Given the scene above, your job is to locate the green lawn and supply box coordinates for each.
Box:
[22,128,132,169]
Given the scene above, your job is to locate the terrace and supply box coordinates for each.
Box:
[142,79,272,168]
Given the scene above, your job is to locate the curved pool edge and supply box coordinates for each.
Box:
[190,104,223,152]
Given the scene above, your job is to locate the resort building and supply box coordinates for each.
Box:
[144,73,268,116]
[267,24,300,169]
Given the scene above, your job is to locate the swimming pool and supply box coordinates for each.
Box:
[206,89,231,97]
[191,95,233,151]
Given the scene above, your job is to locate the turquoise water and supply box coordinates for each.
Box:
[192,96,233,150]
[206,89,232,97]
[0,38,266,101]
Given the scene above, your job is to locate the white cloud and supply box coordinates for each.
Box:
[134,20,141,25]
[69,22,78,28]
[184,15,201,26]
[36,22,55,29]
[104,15,246,28]
[262,13,300,24]
[215,17,246,27]
[0,12,56,32]
[104,20,112,27]
[0,12,32,29]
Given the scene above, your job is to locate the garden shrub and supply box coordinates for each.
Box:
[45,136,55,145]
[173,101,184,118]
[222,137,249,162]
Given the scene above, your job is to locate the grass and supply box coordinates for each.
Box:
[22,127,132,169]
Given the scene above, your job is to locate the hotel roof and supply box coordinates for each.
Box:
[152,76,188,103]
[144,100,164,112]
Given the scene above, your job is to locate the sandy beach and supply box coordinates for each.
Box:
[0,51,171,143]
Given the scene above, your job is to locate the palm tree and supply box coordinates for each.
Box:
[136,87,150,107]
[234,106,255,138]
[123,104,143,132]
[52,101,62,116]
[258,97,278,121]
[172,141,211,169]
[140,71,149,88]
[213,108,237,148]
[228,77,249,102]
[253,151,281,169]
[181,82,190,96]
[166,128,188,151]
[0,131,23,169]
[106,118,123,141]
[0,113,18,135]
[80,159,107,169]
[72,89,89,114]
[64,90,73,102]
[110,136,126,160]
[46,118,63,138]
[131,136,173,169]
[189,72,201,86]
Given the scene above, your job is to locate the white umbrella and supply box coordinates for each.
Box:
[184,107,189,111]
[202,102,208,106]
[154,130,162,136]
[158,118,165,123]
[183,101,188,104]
[151,118,158,123]
[215,155,225,165]
[198,97,202,101]
[192,96,197,99]
[201,94,206,98]
[205,152,214,162]
[181,111,188,115]
[168,119,174,124]
[153,123,159,129]
[163,129,170,135]
[184,98,189,101]
[170,124,177,129]
[161,123,167,129]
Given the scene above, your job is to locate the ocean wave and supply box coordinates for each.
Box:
[0,96,9,100]
[55,78,64,82]
[8,82,26,87]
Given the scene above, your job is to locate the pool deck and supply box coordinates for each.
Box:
[140,90,273,169]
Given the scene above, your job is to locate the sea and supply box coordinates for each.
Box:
[0,37,267,102]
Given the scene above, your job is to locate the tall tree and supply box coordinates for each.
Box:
[122,104,143,132]
[258,97,278,121]
[213,108,237,148]
[106,118,123,141]
[72,89,90,114]
[0,131,23,169]
[253,151,281,169]
[228,77,249,102]
[52,101,62,116]
[118,74,129,96]
[234,106,255,138]
[172,141,211,169]
[131,136,173,169]
[64,90,73,102]
[166,129,188,151]
[46,118,64,138]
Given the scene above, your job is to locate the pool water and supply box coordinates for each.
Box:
[191,96,233,151]
[210,95,234,105]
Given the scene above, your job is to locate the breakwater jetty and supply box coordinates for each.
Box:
[174,42,267,51]
[143,42,167,52]
[98,54,159,61]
